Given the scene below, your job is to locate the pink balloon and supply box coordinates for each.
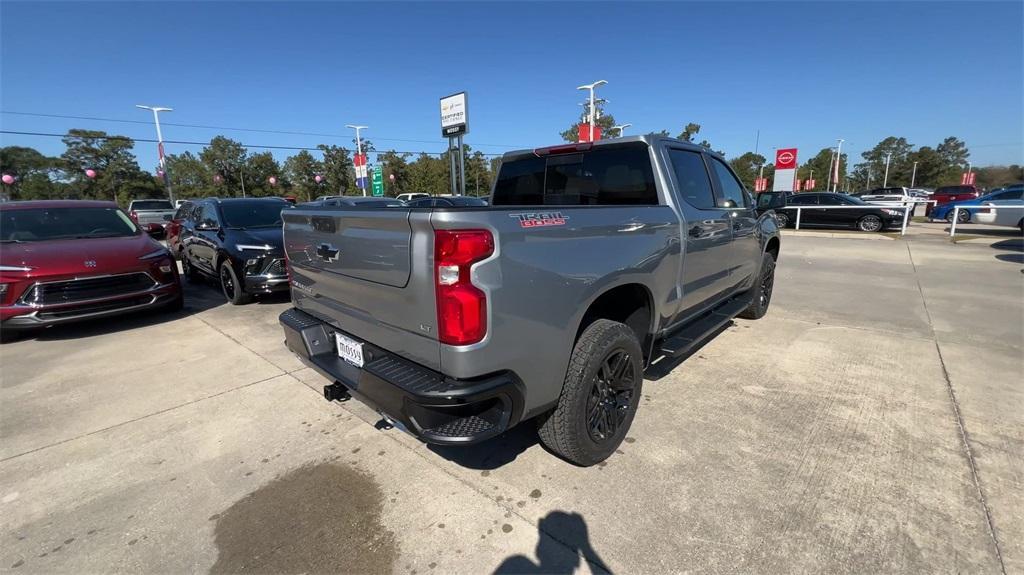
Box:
[314,175,323,184]
[85,169,97,179]
[213,174,223,183]
[157,169,165,177]
[1,174,15,185]
[389,173,395,182]
[268,176,277,186]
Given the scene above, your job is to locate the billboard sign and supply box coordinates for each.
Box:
[440,92,469,138]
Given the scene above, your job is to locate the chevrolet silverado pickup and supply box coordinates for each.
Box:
[279,136,783,465]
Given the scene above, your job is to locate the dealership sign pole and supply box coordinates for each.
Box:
[347,125,368,196]
[440,92,469,196]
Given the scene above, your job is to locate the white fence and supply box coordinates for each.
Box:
[949,204,1024,238]
[786,201,933,236]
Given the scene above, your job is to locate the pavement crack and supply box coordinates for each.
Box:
[906,242,1007,575]
[0,373,283,464]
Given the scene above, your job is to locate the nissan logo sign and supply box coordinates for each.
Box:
[778,152,794,165]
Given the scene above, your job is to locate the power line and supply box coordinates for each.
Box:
[0,110,527,149]
[0,130,507,157]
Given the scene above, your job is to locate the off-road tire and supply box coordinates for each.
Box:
[738,251,776,320]
[537,319,643,466]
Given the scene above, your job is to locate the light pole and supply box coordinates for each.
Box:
[826,147,837,191]
[346,124,368,196]
[611,123,632,137]
[136,105,174,202]
[832,139,844,192]
[966,161,972,185]
[576,80,607,143]
[910,161,918,187]
[883,152,892,187]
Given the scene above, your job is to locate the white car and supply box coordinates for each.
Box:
[396,193,429,202]
[973,187,1024,231]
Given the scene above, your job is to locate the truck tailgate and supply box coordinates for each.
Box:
[282,208,441,371]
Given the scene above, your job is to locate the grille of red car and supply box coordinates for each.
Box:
[22,273,157,305]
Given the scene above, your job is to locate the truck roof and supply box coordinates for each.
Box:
[501,134,718,161]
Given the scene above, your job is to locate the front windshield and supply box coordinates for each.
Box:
[220,201,288,228]
[0,207,139,242]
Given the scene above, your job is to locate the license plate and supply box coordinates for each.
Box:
[335,332,364,367]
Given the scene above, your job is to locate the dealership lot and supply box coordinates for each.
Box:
[1,233,1021,574]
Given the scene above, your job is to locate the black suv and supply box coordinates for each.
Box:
[179,197,291,304]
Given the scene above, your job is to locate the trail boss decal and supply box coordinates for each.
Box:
[509,212,569,228]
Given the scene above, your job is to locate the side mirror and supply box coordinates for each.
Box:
[162,214,173,222]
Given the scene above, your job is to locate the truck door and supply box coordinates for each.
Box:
[664,148,736,322]
[706,155,761,287]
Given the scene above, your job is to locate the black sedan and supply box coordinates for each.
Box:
[772,192,907,232]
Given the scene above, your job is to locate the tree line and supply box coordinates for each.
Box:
[2,123,1021,204]
[0,130,499,204]
[561,105,1022,191]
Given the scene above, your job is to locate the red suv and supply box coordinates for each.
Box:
[925,185,981,216]
[0,200,183,331]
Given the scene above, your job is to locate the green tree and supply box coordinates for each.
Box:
[407,153,449,196]
[727,152,767,189]
[859,136,915,188]
[283,150,323,201]
[0,146,61,200]
[560,101,617,143]
[317,144,354,195]
[935,137,970,185]
[60,129,160,204]
[465,150,492,196]
[904,146,946,188]
[165,151,213,199]
[200,136,248,197]
[245,152,283,197]
[795,147,847,191]
[677,123,701,142]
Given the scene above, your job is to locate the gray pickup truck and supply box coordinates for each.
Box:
[280,136,783,465]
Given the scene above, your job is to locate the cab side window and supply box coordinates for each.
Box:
[709,157,750,208]
[199,203,220,228]
[789,195,818,206]
[667,149,716,209]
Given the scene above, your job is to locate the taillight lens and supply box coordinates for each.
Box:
[129,210,139,222]
[434,229,494,345]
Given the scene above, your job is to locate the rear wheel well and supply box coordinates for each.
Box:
[575,284,653,359]
[765,236,780,261]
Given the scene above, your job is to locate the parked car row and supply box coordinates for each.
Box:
[0,200,183,331]
[929,184,1023,223]
[757,191,907,232]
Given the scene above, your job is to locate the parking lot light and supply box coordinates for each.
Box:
[576,80,607,143]
[136,105,174,203]
[832,139,844,192]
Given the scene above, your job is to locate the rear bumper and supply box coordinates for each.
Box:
[279,307,524,445]
[0,282,180,329]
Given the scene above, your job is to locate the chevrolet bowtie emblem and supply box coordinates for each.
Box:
[316,243,340,263]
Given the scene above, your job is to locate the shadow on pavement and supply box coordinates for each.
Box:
[493,511,612,575]
[427,423,540,470]
[990,238,1024,264]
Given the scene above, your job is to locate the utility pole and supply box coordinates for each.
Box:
[910,161,918,187]
[832,139,844,192]
[346,125,368,196]
[883,152,892,187]
[576,80,607,143]
[611,123,632,137]
[135,105,174,203]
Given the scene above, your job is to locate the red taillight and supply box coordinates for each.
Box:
[434,229,494,346]
[129,210,138,222]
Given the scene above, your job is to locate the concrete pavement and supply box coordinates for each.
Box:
[1,233,1020,574]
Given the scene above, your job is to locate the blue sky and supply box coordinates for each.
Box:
[1,1,1022,168]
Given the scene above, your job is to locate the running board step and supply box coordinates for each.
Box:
[658,296,750,358]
